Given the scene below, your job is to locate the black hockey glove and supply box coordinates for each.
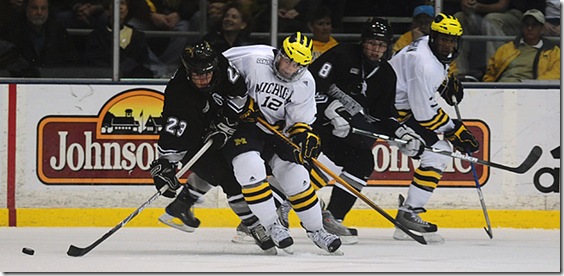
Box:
[394,124,425,158]
[149,158,180,198]
[324,100,351,138]
[288,122,321,165]
[204,117,238,149]
[239,97,262,123]
[444,121,479,153]
[438,75,464,106]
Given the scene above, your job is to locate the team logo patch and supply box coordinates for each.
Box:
[350,68,360,75]
[256,58,270,65]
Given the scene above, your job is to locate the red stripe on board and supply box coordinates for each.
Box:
[7,84,17,226]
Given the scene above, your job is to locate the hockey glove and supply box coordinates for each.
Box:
[444,121,479,153]
[324,99,351,138]
[204,117,238,149]
[288,122,321,165]
[394,124,425,158]
[438,75,464,106]
[239,97,262,123]
[149,158,181,198]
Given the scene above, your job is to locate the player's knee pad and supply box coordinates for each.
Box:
[287,184,319,213]
[232,151,267,186]
[419,140,451,171]
[269,155,310,196]
[241,180,273,205]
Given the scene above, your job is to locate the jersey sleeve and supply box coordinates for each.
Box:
[406,55,455,133]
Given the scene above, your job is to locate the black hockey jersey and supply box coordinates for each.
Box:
[308,43,400,136]
[157,54,248,163]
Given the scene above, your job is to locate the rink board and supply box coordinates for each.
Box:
[0,83,560,227]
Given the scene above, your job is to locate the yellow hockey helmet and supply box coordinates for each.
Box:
[429,13,463,64]
[430,13,463,37]
[281,32,313,66]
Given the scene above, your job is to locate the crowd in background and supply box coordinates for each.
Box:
[0,0,560,81]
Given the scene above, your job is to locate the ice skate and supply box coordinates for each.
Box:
[231,221,256,244]
[393,194,444,244]
[158,202,200,233]
[248,222,277,255]
[266,219,294,254]
[322,210,358,245]
[307,227,343,254]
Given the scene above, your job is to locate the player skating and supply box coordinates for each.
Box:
[389,13,479,243]
[149,40,277,253]
[304,17,425,244]
[222,32,342,254]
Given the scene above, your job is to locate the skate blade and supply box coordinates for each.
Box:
[281,246,294,254]
[158,213,196,233]
[231,232,256,244]
[392,228,444,244]
[339,235,358,245]
[329,248,344,256]
[263,247,278,255]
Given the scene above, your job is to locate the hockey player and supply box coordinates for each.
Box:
[221,32,342,254]
[149,40,276,253]
[389,13,479,242]
[306,17,425,244]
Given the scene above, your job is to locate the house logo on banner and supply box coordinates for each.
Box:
[367,121,491,188]
[37,88,164,185]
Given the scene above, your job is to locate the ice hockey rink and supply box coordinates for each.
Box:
[0,227,560,273]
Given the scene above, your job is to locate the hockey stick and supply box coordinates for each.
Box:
[257,117,427,245]
[452,100,493,239]
[350,128,542,174]
[67,139,214,257]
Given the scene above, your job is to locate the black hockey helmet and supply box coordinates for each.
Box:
[181,40,220,92]
[360,17,394,66]
[361,17,394,45]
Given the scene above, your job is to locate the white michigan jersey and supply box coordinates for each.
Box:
[389,36,455,133]
[223,45,317,132]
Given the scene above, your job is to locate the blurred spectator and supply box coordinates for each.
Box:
[84,0,153,78]
[307,4,338,61]
[322,0,346,32]
[206,0,270,33]
[0,0,80,77]
[127,0,200,77]
[482,9,560,82]
[202,1,255,53]
[392,5,434,55]
[543,0,560,36]
[0,0,25,29]
[278,0,321,32]
[55,0,107,29]
[453,0,512,78]
[478,0,546,68]
[0,39,30,76]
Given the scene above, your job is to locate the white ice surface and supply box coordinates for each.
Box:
[0,227,560,273]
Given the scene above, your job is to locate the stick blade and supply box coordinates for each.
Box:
[67,245,87,257]
[513,146,543,174]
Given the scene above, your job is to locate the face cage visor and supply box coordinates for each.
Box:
[273,50,308,82]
